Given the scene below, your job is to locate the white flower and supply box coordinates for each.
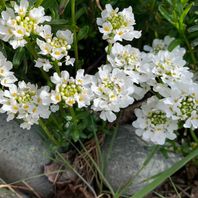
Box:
[34,58,53,72]
[29,7,51,24]
[0,51,17,87]
[0,81,52,129]
[50,70,93,108]
[9,38,27,49]
[144,36,185,55]
[132,96,178,145]
[143,50,193,86]
[0,0,51,49]
[91,65,134,122]
[107,43,149,83]
[14,0,29,17]
[156,82,198,129]
[37,25,73,62]
[97,4,141,43]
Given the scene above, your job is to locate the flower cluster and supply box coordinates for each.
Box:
[156,82,198,129]
[0,81,51,129]
[132,96,178,145]
[36,25,74,65]
[91,65,134,122]
[107,42,151,84]
[132,36,198,145]
[0,0,51,49]
[0,1,197,146]
[97,4,141,43]
[50,70,93,108]
[142,37,193,86]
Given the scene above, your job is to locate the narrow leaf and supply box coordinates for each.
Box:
[191,38,198,47]
[34,0,44,7]
[168,39,182,51]
[75,7,87,21]
[180,2,194,24]
[131,147,198,198]
[188,24,198,32]
[59,0,70,15]
[159,5,175,25]
[48,19,69,25]
[13,47,25,68]
[78,25,89,40]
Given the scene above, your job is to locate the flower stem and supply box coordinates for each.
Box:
[71,0,79,71]
[69,107,78,126]
[53,61,61,76]
[38,119,59,145]
[190,128,198,144]
[107,43,112,55]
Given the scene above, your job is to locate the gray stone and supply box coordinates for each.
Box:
[0,114,53,197]
[0,188,19,198]
[0,188,29,198]
[103,125,181,195]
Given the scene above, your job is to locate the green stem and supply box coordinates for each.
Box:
[53,61,61,76]
[190,128,198,144]
[71,0,79,71]
[106,43,112,64]
[38,119,59,145]
[107,43,112,55]
[69,107,78,126]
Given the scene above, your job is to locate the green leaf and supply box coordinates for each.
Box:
[75,7,87,21]
[42,0,58,10]
[34,0,44,7]
[13,47,25,68]
[179,2,194,24]
[158,5,175,25]
[78,25,89,40]
[188,24,198,32]
[59,0,70,15]
[72,128,80,141]
[165,0,173,5]
[48,19,69,25]
[191,38,198,47]
[181,0,189,6]
[131,147,198,198]
[168,39,182,51]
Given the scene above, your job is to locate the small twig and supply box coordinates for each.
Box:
[97,193,111,198]
[0,184,23,198]
[86,54,105,73]
[96,0,103,11]
[53,164,64,185]
[176,185,191,198]
[23,181,42,198]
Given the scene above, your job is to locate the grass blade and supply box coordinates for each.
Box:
[131,147,198,198]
